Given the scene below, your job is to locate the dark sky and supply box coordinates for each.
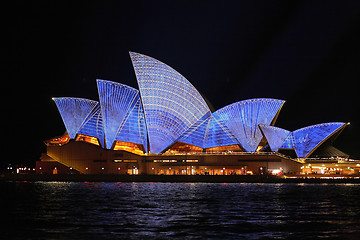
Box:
[6,0,360,165]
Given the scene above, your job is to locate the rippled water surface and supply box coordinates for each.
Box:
[2,182,360,239]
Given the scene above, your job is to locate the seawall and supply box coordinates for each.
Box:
[1,174,360,183]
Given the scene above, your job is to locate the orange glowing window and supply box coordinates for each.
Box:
[44,134,70,146]
[76,134,100,146]
[206,145,242,153]
[165,142,203,154]
[113,141,145,155]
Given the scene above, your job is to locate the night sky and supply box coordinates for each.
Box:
[6,0,360,167]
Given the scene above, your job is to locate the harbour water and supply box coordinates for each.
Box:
[1,182,360,239]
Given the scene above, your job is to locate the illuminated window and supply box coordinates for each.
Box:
[113,141,145,155]
[123,160,137,163]
[44,134,70,146]
[165,142,203,154]
[76,134,100,146]
[127,168,139,175]
[206,144,242,153]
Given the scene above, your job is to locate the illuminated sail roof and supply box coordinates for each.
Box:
[205,113,239,148]
[176,111,239,149]
[176,112,212,148]
[77,103,105,148]
[259,122,348,158]
[130,51,211,153]
[53,97,99,139]
[114,95,148,152]
[292,122,347,158]
[97,79,146,149]
[280,132,296,149]
[215,98,285,152]
[259,125,290,152]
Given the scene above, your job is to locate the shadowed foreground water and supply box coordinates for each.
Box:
[1,182,360,239]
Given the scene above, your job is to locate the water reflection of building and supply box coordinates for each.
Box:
[39,52,357,176]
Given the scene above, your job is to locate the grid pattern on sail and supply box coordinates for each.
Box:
[53,97,99,139]
[206,113,240,149]
[215,98,285,152]
[77,103,105,148]
[115,97,148,152]
[258,125,290,152]
[177,112,240,149]
[293,122,345,158]
[97,79,140,149]
[176,112,212,148]
[281,133,296,149]
[130,52,211,153]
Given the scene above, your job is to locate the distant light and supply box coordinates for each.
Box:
[101,167,104,170]
[272,169,282,175]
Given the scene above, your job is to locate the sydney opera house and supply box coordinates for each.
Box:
[39,52,354,175]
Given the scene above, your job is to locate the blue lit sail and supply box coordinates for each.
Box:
[77,102,105,148]
[280,132,296,149]
[130,52,211,153]
[53,97,99,139]
[259,125,290,152]
[205,113,239,148]
[114,97,148,152]
[97,79,142,149]
[259,122,348,158]
[215,98,285,152]
[176,112,212,148]
[292,122,346,158]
